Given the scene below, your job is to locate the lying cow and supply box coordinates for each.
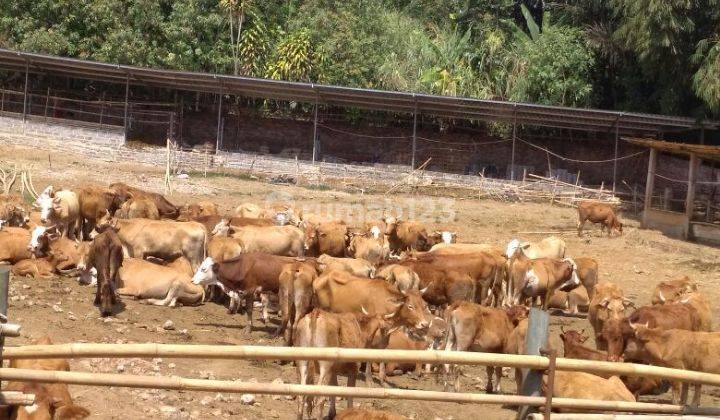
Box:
[34,186,80,239]
[0,194,30,227]
[11,250,68,279]
[0,227,33,264]
[104,258,206,307]
[651,276,697,305]
[577,201,623,236]
[335,409,407,420]
[109,182,180,219]
[295,309,391,420]
[560,328,608,361]
[317,254,375,278]
[178,201,219,221]
[547,286,590,315]
[376,316,447,377]
[2,336,89,420]
[28,225,82,270]
[549,371,635,410]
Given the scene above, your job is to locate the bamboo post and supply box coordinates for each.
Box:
[643,148,658,227]
[0,367,687,414]
[123,73,130,144]
[99,91,105,127]
[0,391,35,406]
[43,87,50,121]
[511,105,517,180]
[612,115,621,194]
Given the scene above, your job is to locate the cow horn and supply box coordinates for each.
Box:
[361,306,370,316]
[658,290,665,303]
[680,297,690,304]
[600,297,610,307]
[419,286,429,295]
[384,310,397,320]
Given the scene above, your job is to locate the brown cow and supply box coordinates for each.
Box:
[377,316,447,376]
[108,182,179,219]
[560,328,608,361]
[317,254,375,278]
[294,309,391,420]
[547,286,590,315]
[191,215,274,233]
[346,233,389,265]
[383,217,430,253]
[589,282,631,351]
[77,228,123,317]
[509,256,575,309]
[192,254,315,333]
[115,197,160,220]
[577,201,623,236]
[277,261,318,345]
[304,221,348,257]
[312,270,432,334]
[630,324,720,405]
[549,371,635,409]
[389,260,475,307]
[28,226,82,271]
[232,225,304,257]
[375,264,421,293]
[76,185,124,239]
[606,302,703,363]
[11,251,68,279]
[679,292,712,332]
[178,201,219,221]
[651,276,698,305]
[0,194,30,227]
[1,336,89,420]
[444,301,518,393]
[0,227,32,264]
[335,409,406,420]
[114,258,204,307]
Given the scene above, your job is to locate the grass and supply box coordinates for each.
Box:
[304,183,331,191]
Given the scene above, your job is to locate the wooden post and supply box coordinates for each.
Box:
[700,126,705,145]
[643,148,658,227]
[216,91,223,152]
[43,88,50,121]
[411,101,418,169]
[612,116,620,194]
[511,105,517,180]
[517,308,550,420]
[123,74,130,144]
[1,89,4,114]
[22,61,29,123]
[685,153,700,240]
[99,92,105,127]
[312,100,319,165]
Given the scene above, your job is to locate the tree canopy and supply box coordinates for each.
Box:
[1,0,719,117]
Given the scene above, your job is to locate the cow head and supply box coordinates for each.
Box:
[557,259,579,292]
[391,288,432,336]
[95,210,117,233]
[505,305,530,327]
[34,187,59,224]
[505,239,524,259]
[559,326,588,346]
[382,216,398,236]
[358,309,394,350]
[211,219,231,237]
[303,224,318,252]
[613,220,623,235]
[192,257,219,286]
[601,316,633,362]
[28,225,59,256]
[13,384,90,420]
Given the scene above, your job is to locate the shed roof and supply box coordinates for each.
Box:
[1,48,718,135]
[623,138,720,162]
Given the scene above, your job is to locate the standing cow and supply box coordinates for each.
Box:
[577,201,623,236]
[34,186,80,240]
[77,228,123,317]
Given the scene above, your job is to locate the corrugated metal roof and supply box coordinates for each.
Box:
[1,48,717,135]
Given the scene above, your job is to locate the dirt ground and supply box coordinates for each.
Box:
[1,145,720,419]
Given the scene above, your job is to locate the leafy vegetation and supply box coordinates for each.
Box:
[1,0,719,117]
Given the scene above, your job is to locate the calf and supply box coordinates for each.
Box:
[28,225,82,270]
[304,221,348,257]
[295,309,391,420]
[76,185,124,239]
[346,234,389,265]
[651,276,697,305]
[577,201,623,236]
[77,229,123,317]
[192,253,312,333]
[444,302,518,393]
[549,371,635,409]
[115,197,160,220]
[383,217,430,253]
[317,254,375,278]
[0,227,32,264]
[630,324,720,405]
[2,336,89,420]
[277,261,318,345]
[12,251,68,279]
[560,328,608,361]
[34,186,80,239]
[588,282,631,351]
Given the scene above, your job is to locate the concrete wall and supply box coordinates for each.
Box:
[0,112,124,150]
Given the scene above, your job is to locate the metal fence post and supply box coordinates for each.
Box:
[312,99,319,165]
[517,308,550,420]
[216,90,223,152]
[411,98,418,169]
[511,104,517,180]
[22,61,29,122]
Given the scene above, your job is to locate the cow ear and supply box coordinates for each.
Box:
[212,263,220,274]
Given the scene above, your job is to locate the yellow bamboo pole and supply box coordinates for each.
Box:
[3,344,720,387]
[0,368,683,414]
[0,391,35,406]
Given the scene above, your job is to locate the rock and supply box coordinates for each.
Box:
[240,394,255,405]
[68,312,77,321]
[214,393,226,402]
[63,287,72,293]
[199,371,214,380]
[163,320,175,330]
[267,409,280,418]
[160,405,177,415]
[210,409,222,416]
[103,317,114,323]
[200,396,213,406]
[26,301,34,307]
[116,363,125,373]
[22,284,30,290]
[168,363,176,369]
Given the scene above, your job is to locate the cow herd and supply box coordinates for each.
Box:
[0,182,716,420]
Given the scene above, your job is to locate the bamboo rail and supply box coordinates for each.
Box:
[3,344,720,387]
[0,368,683,414]
[0,391,35,406]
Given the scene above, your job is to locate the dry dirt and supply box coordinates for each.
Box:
[1,145,720,419]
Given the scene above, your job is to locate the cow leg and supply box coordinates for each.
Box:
[260,293,270,324]
[364,361,374,387]
[244,295,254,334]
[680,382,689,405]
[346,368,357,409]
[514,368,523,394]
[692,383,702,406]
[577,218,586,237]
[485,366,495,393]
[297,360,311,420]
[315,363,332,420]
[493,366,502,393]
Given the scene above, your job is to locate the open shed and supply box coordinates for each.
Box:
[625,138,720,244]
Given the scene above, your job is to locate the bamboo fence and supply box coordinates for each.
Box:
[4,344,720,387]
